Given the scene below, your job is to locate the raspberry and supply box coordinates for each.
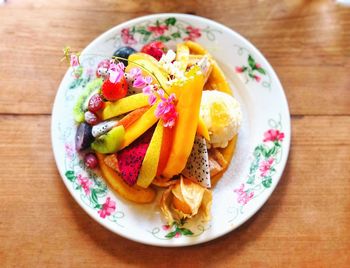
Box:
[141,41,167,61]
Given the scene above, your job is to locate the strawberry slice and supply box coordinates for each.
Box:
[101,76,128,101]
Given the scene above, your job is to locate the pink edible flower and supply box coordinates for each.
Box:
[77,174,93,195]
[234,184,254,205]
[148,92,157,106]
[263,129,285,142]
[148,25,169,37]
[98,197,116,219]
[133,75,152,88]
[131,74,159,105]
[121,28,137,45]
[129,67,142,79]
[259,158,274,177]
[130,70,178,127]
[141,85,157,105]
[132,75,157,105]
[155,93,178,128]
[184,26,201,41]
[70,54,79,67]
[108,61,125,83]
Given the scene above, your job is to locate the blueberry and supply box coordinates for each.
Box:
[113,46,136,66]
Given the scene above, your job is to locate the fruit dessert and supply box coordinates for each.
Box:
[70,40,242,224]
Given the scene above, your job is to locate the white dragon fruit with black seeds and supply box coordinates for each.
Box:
[92,121,118,138]
[182,135,211,188]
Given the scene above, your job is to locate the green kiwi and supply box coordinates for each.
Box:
[73,78,103,122]
[91,125,125,154]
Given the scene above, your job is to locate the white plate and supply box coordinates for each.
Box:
[52,13,291,247]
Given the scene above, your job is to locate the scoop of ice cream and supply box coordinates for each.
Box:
[200,90,242,148]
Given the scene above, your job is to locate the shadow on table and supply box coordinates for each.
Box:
[60,153,293,265]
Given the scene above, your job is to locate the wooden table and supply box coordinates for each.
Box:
[1,0,349,267]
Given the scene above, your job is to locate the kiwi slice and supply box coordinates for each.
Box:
[91,125,125,154]
[73,78,103,122]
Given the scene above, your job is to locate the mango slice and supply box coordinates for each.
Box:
[185,41,231,94]
[96,153,156,203]
[137,120,164,188]
[120,103,159,149]
[117,106,149,129]
[184,41,208,55]
[156,126,174,176]
[126,53,169,90]
[207,58,232,95]
[102,93,149,120]
[197,116,210,141]
[176,43,190,72]
[162,66,205,178]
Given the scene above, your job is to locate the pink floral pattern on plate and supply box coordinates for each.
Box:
[63,144,124,225]
[150,219,210,240]
[108,17,220,46]
[235,54,266,83]
[234,126,284,206]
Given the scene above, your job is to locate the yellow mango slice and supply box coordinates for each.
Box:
[184,40,208,55]
[126,53,169,90]
[137,120,164,188]
[102,93,149,120]
[156,126,174,176]
[96,153,156,203]
[207,58,232,94]
[176,43,190,72]
[162,66,205,178]
[197,116,210,141]
[120,103,159,149]
[185,41,231,94]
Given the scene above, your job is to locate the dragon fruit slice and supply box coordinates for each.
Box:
[117,130,153,186]
[182,135,211,188]
[92,120,118,138]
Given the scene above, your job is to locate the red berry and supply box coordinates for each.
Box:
[88,94,104,112]
[101,76,128,101]
[141,41,167,61]
[84,111,99,125]
[84,153,98,169]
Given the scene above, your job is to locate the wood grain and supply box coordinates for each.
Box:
[0,0,349,115]
[0,114,349,267]
[1,0,350,267]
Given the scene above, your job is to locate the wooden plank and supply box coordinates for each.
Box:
[0,1,349,115]
[0,114,349,266]
[0,0,349,266]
